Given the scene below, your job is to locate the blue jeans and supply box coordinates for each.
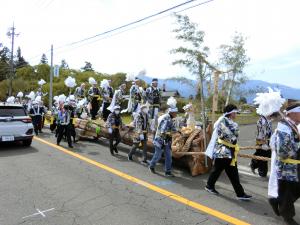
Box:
[149,143,172,173]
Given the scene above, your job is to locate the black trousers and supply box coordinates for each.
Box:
[207,158,245,197]
[57,124,72,146]
[109,129,121,154]
[278,179,300,220]
[251,149,271,177]
[32,115,42,135]
[128,135,148,161]
[102,102,111,121]
[91,100,100,119]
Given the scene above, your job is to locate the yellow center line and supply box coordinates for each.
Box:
[34,136,250,225]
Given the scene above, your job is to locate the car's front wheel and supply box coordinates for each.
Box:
[23,139,32,147]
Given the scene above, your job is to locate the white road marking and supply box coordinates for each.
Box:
[22,208,55,219]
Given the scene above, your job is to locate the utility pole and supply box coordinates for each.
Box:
[49,45,54,109]
[7,23,18,96]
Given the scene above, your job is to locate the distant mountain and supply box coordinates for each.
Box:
[138,75,300,103]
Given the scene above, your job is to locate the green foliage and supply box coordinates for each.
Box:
[15,47,28,68]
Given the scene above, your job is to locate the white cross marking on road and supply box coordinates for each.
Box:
[22,208,55,219]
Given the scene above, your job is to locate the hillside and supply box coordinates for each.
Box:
[138,75,300,103]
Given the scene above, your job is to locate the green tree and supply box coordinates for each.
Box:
[171,14,210,148]
[81,61,94,72]
[0,46,10,81]
[219,33,250,106]
[40,53,48,64]
[15,47,28,68]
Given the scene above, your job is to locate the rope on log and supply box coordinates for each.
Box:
[174,151,271,161]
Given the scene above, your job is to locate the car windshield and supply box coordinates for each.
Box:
[0,106,26,117]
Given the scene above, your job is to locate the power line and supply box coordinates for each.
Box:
[27,0,215,61]
[54,0,215,57]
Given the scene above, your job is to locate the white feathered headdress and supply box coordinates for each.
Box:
[35,96,42,103]
[167,96,178,113]
[64,76,77,88]
[17,92,24,98]
[88,77,97,85]
[253,87,285,117]
[100,79,109,89]
[125,73,136,82]
[58,94,66,104]
[6,96,15,104]
[38,79,46,86]
[26,91,36,101]
[53,96,59,102]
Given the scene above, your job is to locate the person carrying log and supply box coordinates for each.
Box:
[88,77,101,120]
[29,97,45,136]
[205,104,252,200]
[149,97,178,177]
[100,79,114,121]
[74,83,86,100]
[146,78,161,131]
[56,103,73,148]
[106,105,123,156]
[250,88,282,177]
[268,100,300,225]
[128,104,151,165]
[107,83,126,112]
[67,95,77,143]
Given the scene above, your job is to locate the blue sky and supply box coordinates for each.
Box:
[1,0,299,88]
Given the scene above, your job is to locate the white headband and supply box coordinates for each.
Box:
[286,106,300,114]
[224,109,239,116]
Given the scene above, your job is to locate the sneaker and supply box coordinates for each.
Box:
[237,194,252,201]
[165,172,175,177]
[205,186,220,195]
[149,167,156,174]
[128,155,133,161]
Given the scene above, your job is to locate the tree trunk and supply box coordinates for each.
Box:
[211,71,221,124]
[225,73,236,106]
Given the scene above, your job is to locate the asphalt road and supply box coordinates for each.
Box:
[0,124,299,225]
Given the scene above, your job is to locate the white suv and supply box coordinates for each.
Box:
[0,103,34,146]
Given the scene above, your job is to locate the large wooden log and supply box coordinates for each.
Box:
[74,118,212,176]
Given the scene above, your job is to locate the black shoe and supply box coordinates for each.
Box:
[149,167,155,174]
[128,155,133,161]
[113,146,118,154]
[284,218,299,225]
[165,172,175,177]
[68,145,73,148]
[237,194,252,201]
[57,142,60,146]
[205,186,220,195]
[140,160,148,166]
[249,163,256,174]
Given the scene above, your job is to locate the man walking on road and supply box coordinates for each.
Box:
[128,104,151,165]
[149,97,178,177]
[269,101,300,225]
[205,104,252,201]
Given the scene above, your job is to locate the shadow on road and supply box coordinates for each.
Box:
[0,142,38,157]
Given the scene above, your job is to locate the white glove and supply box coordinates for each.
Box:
[108,128,113,134]
[261,144,269,150]
[139,134,144,141]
